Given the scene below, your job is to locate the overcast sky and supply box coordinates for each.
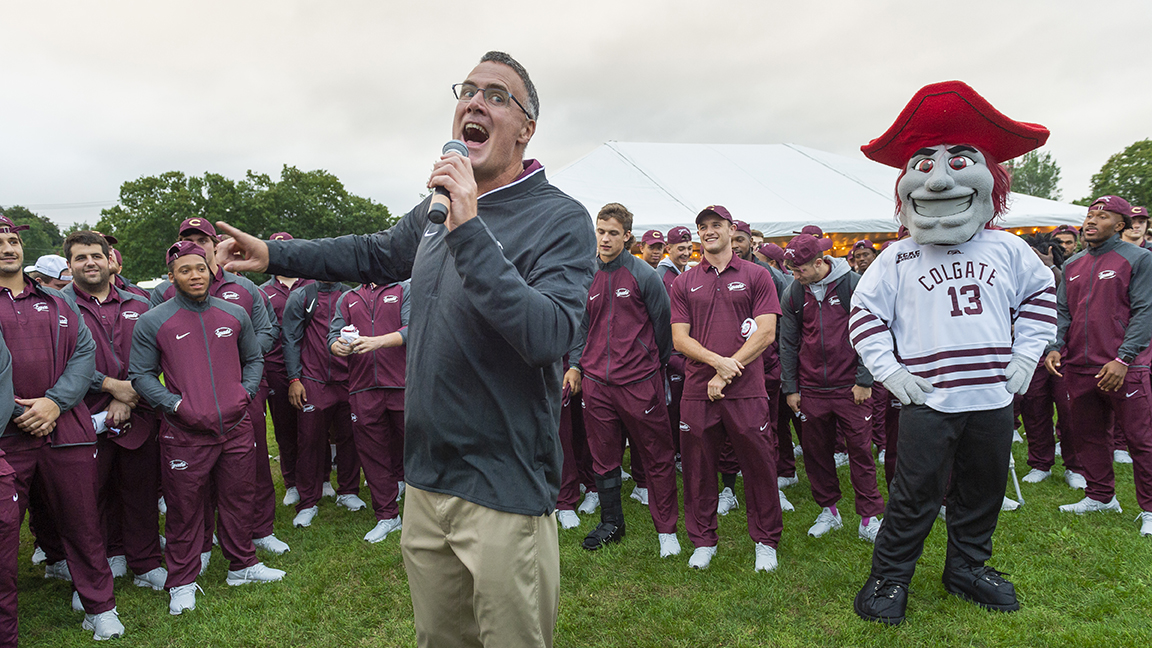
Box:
[2,0,1148,230]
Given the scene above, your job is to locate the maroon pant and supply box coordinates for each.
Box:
[1021,364,1079,473]
[680,397,782,548]
[798,389,885,517]
[582,374,678,533]
[1063,370,1152,510]
[0,466,18,648]
[96,416,163,575]
[249,387,277,538]
[266,369,299,488]
[1,436,115,614]
[295,380,361,512]
[349,389,405,521]
[161,422,258,588]
[869,385,889,449]
[766,377,792,479]
[558,390,593,509]
[667,355,686,456]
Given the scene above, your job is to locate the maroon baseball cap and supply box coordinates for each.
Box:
[696,205,733,225]
[641,229,666,246]
[1132,206,1149,220]
[666,226,692,244]
[759,242,786,265]
[91,230,119,246]
[1089,195,1135,219]
[179,217,218,240]
[270,232,294,241]
[852,239,877,253]
[733,220,753,237]
[0,214,30,235]
[783,234,834,266]
[110,248,123,265]
[793,225,823,237]
[166,240,208,267]
[1052,224,1079,236]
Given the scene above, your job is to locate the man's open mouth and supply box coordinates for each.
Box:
[463,123,489,144]
[911,193,974,218]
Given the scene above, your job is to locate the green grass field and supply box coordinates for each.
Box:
[16,423,1152,647]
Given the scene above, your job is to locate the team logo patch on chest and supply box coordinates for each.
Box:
[222,291,240,301]
[215,327,234,338]
[169,460,188,471]
[829,296,841,306]
[122,311,139,321]
[615,288,631,298]
[33,302,48,313]
[58,315,68,327]
[382,295,398,304]
[727,281,746,292]
[1098,270,1116,280]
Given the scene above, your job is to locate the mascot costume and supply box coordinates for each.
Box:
[848,81,1057,624]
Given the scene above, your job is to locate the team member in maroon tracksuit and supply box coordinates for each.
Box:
[151,219,286,557]
[1046,197,1152,535]
[780,234,885,543]
[62,231,168,593]
[131,241,285,615]
[329,280,409,543]
[657,226,693,460]
[260,232,314,507]
[567,203,680,557]
[670,205,784,572]
[283,280,363,528]
[0,215,126,640]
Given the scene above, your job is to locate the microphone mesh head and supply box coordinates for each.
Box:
[443,139,469,158]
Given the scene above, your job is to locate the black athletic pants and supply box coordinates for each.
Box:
[870,403,1013,582]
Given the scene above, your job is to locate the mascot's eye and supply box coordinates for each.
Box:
[913,158,934,173]
[949,155,976,170]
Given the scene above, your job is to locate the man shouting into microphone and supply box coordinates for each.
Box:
[214,51,595,648]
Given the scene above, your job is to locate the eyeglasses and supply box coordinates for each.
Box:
[452,82,534,120]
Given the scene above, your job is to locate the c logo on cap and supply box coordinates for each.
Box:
[189,219,202,225]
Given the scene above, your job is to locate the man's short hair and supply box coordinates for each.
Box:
[750,229,764,238]
[63,231,110,262]
[597,203,634,233]
[480,51,539,120]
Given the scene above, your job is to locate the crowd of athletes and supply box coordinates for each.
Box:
[0,193,1148,642]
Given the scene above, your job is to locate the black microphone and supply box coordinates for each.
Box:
[428,139,470,224]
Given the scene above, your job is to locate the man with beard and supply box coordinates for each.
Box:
[850,82,1056,624]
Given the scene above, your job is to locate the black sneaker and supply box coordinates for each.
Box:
[942,564,1020,612]
[853,574,908,626]
[581,521,625,551]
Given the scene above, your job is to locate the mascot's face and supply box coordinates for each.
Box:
[898,144,995,245]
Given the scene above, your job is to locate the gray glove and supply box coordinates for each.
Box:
[1004,354,1036,396]
[882,367,934,406]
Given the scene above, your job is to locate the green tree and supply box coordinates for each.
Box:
[1080,139,1152,208]
[1005,150,1062,200]
[96,167,394,283]
[1,205,64,261]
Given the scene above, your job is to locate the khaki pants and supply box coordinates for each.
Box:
[401,486,559,648]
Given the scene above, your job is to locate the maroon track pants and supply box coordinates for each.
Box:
[295,380,361,512]
[96,418,163,576]
[0,465,19,648]
[266,369,299,488]
[797,389,885,518]
[557,390,594,510]
[349,389,405,521]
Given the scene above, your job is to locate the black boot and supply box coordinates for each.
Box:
[942,563,1019,612]
[582,468,626,550]
[853,574,908,626]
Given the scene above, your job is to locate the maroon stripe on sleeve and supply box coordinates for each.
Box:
[848,313,883,335]
[851,324,891,347]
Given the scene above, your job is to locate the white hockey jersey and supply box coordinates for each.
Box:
[849,229,1057,413]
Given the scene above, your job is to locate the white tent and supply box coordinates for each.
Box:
[550,142,1085,237]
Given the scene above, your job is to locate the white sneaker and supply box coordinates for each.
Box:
[577,492,600,515]
[45,560,71,581]
[779,489,795,512]
[82,607,124,640]
[133,566,168,591]
[254,534,291,555]
[717,487,739,516]
[293,506,319,528]
[834,452,849,468]
[337,494,367,511]
[363,517,402,543]
[808,507,843,538]
[396,481,406,502]
[282,486,300,506]
[620,469,632,482]
[1060,496,1123,514]
[226,562,286,586]
[777,475,798,489]
[1022,469,1051,483]
[322,482,337,498]
[688,545,717,569]
[199,551,211,576]
[107,555,127,578]
[31,546,46,565]
[557,510,580,530]
[72,590,83,612]
[159,534,166,551]
[658,533,681,558]
[1065,470,1087,490]
[1055,441,1062,457]
[1012,430,1024,444]
[754,543,777,572]
[169,583,203,615]
[858,517,882,543]
[1137,511,1152,537]
[938,505,947,520]
[630,486,649,506]
[794,445,803,458]
[1115,449,1133,464]
[877,449,886,465]
[158,496,167,515]
[1002,496,1020,511]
